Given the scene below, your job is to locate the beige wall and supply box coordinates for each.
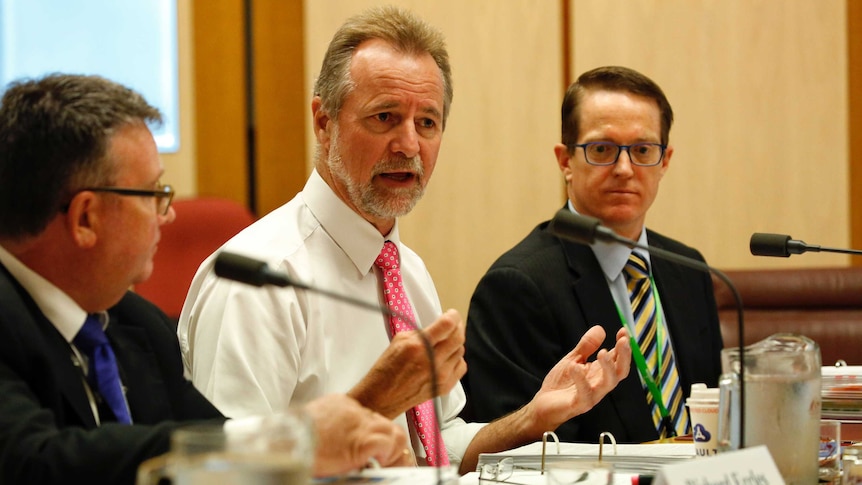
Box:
[180,1,853,315]
[571,0,849,271]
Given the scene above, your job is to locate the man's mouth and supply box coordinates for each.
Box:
[378,172,416,183]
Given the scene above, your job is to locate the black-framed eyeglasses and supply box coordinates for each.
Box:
[80,184,174,215]
[569,142,666,167]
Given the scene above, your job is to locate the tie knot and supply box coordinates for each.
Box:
[624,252,650,281]
[74,315,108,353]
[375,241,400,271]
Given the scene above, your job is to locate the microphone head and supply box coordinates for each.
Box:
[214,251,270,286]
[549,209,601,245]
[750,233,792,257]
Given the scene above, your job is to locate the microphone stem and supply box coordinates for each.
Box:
[817,246,862,256]
[608,233,746,447]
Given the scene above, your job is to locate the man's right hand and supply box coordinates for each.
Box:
[305,394,414,476]
[347,308,466,419]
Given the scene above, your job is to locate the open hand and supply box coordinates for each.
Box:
[530,326,631,429]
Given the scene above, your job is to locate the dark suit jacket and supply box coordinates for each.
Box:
[463,220,723,443]
[0,263,224,485]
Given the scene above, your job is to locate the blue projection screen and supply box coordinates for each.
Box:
[0,0,179,152]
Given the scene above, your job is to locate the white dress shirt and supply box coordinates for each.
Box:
[178,169,483,466]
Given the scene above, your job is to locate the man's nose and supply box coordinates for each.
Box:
[390,121,420,158]
[613,148,635,175]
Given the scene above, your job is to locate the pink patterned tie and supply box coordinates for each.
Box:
[375,241,449,467]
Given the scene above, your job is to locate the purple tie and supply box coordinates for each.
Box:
[74,315,132,424]
[375,241,449,466]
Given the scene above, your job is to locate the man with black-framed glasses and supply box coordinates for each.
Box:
[464,66,723,444]
[75,184,175,215]
[0,73,411,484]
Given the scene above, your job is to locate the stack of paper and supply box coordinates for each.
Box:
[822,365,862,422]
[476,441,695,475]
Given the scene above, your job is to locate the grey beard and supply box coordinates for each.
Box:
[327,137,425,219]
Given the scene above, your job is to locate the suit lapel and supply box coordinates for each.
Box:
[560,241,621,343]
[556,235,660,441]
[0,264,97,428]
[107,311,172,423]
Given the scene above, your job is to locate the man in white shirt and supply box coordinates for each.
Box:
[179,5,631,475]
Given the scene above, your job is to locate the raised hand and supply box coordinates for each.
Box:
[348,308,467,419]
[457,326,632,474]
[530,326,631,429]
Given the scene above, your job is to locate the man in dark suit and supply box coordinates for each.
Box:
[463,66,723,444]
[0,73,410,484]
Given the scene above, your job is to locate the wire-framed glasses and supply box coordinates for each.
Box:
[569,142,666,167]
[478,457,545,484]
[82,184,174,215]
[479,457,515,483]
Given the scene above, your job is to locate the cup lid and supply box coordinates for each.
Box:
[689,382,719,401]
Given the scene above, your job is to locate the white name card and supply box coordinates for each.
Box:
[654,445,785,485]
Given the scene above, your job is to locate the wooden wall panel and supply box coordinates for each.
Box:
[251,1,307,216]
[305,1,564,314]
[570,0,850,270]
[192,0,248,204]
[850,0,862,259]
[192,0,306,215]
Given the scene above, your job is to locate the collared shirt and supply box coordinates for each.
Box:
[0,244,87,342]
[178,169,484,466]
[564,201,662,337]
[0,244,118,425]
[564,202,681,395]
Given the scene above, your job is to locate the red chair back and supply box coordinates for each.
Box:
[134,197,255,322]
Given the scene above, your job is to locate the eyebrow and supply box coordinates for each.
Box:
[420,105,442,121]
[370,101,442,121]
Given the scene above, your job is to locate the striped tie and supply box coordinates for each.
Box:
[623,252,688,437]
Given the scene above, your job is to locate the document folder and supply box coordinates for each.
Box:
[476,442,695,475]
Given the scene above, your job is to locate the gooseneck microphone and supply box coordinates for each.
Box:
[750,232,862,257]
[548,209,747,448]
[216,251,365,309]
[214,251,446,481]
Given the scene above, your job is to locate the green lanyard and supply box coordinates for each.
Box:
[615,273,677,438]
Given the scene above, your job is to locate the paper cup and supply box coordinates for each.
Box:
[819,419,841,483]
[687,383,720,457]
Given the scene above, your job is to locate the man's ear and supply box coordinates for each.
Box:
[312,96,333,152]
[554,143,575,183]
[658,144,673,179]
[65,192,100,249]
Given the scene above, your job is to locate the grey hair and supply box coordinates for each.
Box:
[313,5,453,129]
